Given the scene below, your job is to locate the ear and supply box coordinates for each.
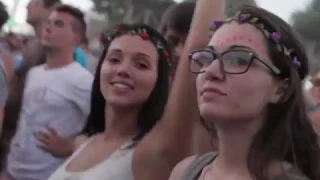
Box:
[269,78,289,103]
[71,33,81,46]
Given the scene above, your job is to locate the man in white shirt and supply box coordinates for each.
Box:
[4,5,93,180]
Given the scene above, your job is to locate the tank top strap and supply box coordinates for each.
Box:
[181,152,218,180]
[62,137,93,166]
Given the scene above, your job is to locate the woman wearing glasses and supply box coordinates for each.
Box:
[170,5,320,180]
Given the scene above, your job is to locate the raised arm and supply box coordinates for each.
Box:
[133,0,224,179]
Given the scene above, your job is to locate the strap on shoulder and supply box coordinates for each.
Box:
[181,152,217,180]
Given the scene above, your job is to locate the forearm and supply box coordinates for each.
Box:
[134,0,225,179]
[147,0,225,155]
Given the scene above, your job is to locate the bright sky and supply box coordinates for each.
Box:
[1,0,312,31]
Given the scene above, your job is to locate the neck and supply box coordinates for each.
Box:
[103,105,139,140]
[214,117,262,173]
[45,48,75,69]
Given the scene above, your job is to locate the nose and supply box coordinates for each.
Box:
[203,58,225,81]
[116,60,132,78]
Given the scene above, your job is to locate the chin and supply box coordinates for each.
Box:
[199,103,229,121]
[107,98,133,108]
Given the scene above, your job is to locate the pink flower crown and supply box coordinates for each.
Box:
[210,12,301,70]
[100,25,171,65]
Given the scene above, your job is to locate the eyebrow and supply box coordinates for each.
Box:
[108,49,151,58]
[207,44,258,54]
[228,45,254,51]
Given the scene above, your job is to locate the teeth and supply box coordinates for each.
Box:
[113,83,131,89]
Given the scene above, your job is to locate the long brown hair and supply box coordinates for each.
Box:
[201,5,320,180]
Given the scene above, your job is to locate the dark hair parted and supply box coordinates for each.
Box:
[202,5,320,180]
[0,2,9,29]
[82,24,170,143]
[159,2,195,34]
[54,4,86,43]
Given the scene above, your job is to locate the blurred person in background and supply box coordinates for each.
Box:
[0,0,63,174]
[0,0,89,170]
[0,1,15,172]
[5,33,25,71]
[80,37,98,75]
[2,5,93,180]
[307,72,320,139]
[160,1,216,154]
[24,0,87,68]
[160,2,194,80]
[0,1,14,136]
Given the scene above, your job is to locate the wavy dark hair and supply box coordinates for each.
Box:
[200,5,320,180]
[82,24,170,143]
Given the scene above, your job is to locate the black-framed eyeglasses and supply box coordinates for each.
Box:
[188,49,281,75]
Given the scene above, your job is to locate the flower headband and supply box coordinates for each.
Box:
[210,12,301,70]
[100,25,171,65]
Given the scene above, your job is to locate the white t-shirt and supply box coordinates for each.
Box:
[7,62,93,180]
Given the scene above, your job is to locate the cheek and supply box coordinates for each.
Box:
[196,74,205,97]
[135,72,158,100]
[99,63,112,91]
[227,74,273,115]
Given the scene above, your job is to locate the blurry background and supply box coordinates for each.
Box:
[1,0,319,88]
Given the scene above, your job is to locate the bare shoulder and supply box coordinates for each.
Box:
[73,135,89,150]
[169,155,197,180]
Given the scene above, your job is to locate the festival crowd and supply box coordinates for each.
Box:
[0,0,319,180]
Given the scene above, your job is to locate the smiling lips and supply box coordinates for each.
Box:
[111,82,134,90]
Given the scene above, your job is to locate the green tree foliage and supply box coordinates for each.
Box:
[225,0,256,17]
[91,0,175,28]
[291,0,320,41]
[291,0,320,73]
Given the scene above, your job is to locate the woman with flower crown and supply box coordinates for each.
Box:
[169,3,320,180]
[40,0,223,179]
[46,10,222,179]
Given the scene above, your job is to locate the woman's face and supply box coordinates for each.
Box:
[100,35,159,108]
[196,22,285,123]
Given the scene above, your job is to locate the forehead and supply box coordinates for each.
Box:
[209,22,267,54]
[108,35,158,57]
[48,11,74,24]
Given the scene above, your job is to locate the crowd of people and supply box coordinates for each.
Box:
[0,0,319,179]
